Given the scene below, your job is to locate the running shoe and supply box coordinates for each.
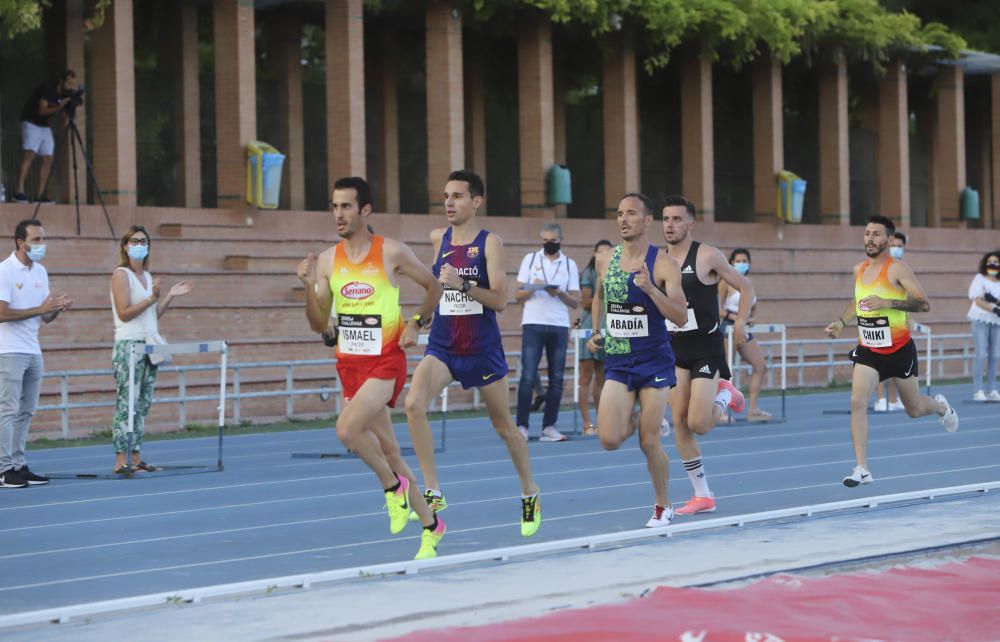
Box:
[645,504,674,528]
[888,400,904,412]
[717,379,745,414]
[409,489,448,521]
[660,417,671,438]
[674,495,716,515]
[935,394,958,433]
[11,192,29,204]
[973,390,987,402]
[384,475,410,534]
[539,426,567,442]
[518,425,529,441]
[414,516,447,560]
[873,397,888,412]
[842,465,873,487]
[0,469,27,488]
[989,390,1000,403]
[18,466,49,485]
[521,492,541,537]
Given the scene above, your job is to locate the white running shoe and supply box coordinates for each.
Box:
[873,397,888,412]
[518,426,529,441]
[973,390,987,402]
[539,426,568,442]
[645,504,674,528]
[660,417,671,438]
[843,465,874,487]
[935,394,958,433]
[988,390,1000,402]
[888,400,904,412]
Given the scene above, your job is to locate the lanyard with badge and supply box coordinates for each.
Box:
[529,252,565,291]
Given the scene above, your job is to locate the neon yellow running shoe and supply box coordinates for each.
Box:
[414,516,447,560]
[384,475,410,535]
[520,492,541,537]
[408,489,448,521]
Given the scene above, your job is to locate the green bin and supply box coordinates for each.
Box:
[546,164,572,205]
[960,186,980,221]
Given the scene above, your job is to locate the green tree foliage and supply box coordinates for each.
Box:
[0,0,111,38]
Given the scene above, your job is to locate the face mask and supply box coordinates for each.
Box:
[127,245,149,260]
[889,246,904,259]
[733,262,750,275]
[26,244,46,262]
[988,267,1000,277]
[543,241,561,256]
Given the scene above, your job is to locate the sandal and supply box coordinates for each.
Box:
[113,464,131,474]
[133,461,157,472]
[582,424,598,435]
[747,408,773,423]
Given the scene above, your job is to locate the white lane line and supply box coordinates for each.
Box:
[3,463,998,594]
[7,419,997,511]
[6,445,999,559]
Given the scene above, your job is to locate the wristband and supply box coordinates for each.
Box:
[410,314,426,328]
[839,317,848,327]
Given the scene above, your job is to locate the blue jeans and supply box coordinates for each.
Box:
[517,324,569,430]
[971,320,1000,393]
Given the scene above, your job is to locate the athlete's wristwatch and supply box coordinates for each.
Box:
[410,314,426,328]
[460,280,473,294]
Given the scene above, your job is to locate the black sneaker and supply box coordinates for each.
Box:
[34,194,55,204]
[0,469,28,488]
[19,466,49,485]
[11,192,29,204]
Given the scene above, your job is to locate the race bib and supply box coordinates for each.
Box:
[665,307,698,333]
[439,283,484,316]
[338,314,383,355]
[606,302,649,338]
[858,316,892,349]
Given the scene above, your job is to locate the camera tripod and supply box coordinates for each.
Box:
[33,112,116,239]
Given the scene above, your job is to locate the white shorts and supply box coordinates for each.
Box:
[21,121,55,156]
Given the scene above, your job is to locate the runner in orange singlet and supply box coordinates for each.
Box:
[825,215,958,487]
[298,177,446,559]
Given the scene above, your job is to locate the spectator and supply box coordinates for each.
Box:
[578,240,612,434]
[968,250,1000,402]
[0,219,72,488]
[718,248,770,422]
[110,225,193,473]
[514,223,581,441]
[875,231,909,412]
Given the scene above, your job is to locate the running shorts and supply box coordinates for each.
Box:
[336,348,407,407]
[850,339,918,382]
[424,346,509,390]
[604,346,676,392]
[671,332,732,380]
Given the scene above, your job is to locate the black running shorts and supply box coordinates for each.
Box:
[849,339,918,382]
[671,332,732,380]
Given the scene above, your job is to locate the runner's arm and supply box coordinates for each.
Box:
[299,248,334,333]
[888,262,930,313]
[469,232,510,311]
[651,251,688,327]
[587,254,608,352]
[388,239,444,324]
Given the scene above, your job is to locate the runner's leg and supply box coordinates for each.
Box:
[481,376,539,496]
[849,364,880,469]
[636,386,671,506]
[404,355,453,491]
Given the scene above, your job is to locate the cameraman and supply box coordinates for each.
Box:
[12,69,80,204]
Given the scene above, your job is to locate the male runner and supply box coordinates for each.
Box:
[874,231,909,412]
[404,170,542,537]
[662,195,753,515]
[297,177,446,559]
[587,192,688,527]
[825,215,958,487]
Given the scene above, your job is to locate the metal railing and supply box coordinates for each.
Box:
[38,332,974,437]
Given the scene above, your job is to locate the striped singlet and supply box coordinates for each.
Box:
[855,257,910,355]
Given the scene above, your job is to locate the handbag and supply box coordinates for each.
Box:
[145,332,172,366]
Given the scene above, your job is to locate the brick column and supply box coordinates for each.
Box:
[931,65,966,228]
[175,0,202,208]
[603,32,640,217]
[752,55,783,222]
[991,74,1000,230]
[518,14,555,218]
[45,0,87,203]
[878,59,909,227]
[680,52,714,221]
[426,2,464,215]
[90,0,137,206]
[464,49,486,214]
[277,13,305,210]
[377,38,400,213]
[214,0,256,208]
[326,0,365,188]
[819,59,850,225]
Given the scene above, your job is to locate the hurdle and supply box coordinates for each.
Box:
[821,322,933,415]
[45,340,229,480]
[726,323,788,423]
[291,334,446,459]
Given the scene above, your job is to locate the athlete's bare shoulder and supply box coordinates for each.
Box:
[430,227,446,244]
[595,246,612,275]
[315,245,336,278]
[484,230,504,249]
[851,260,866,276]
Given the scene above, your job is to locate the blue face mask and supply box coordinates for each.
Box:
[888,246,904,259]
[733,262,750,275]
[26,244,46,263]
[127,245,149,261]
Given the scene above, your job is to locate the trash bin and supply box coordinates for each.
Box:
[777,170,807,223]
[960,186,980,221]
[546,164,572,205]
[246,141,285,209]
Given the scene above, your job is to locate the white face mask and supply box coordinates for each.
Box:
[127,245,149,260]
[888,246,904,259]
[26,244,46,262]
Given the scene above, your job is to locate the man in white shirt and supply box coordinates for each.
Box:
[0,220,71,488]
[514,223,581,441]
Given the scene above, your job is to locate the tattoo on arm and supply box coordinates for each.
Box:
[890,296,929,312]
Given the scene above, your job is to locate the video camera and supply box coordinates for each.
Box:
[64,86,85,117]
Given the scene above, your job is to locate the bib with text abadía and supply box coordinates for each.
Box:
[607,302,649,338]
[665,307,698,333]
[439,282,484,316]
[338,314,383,355]
[858,316,892,349]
